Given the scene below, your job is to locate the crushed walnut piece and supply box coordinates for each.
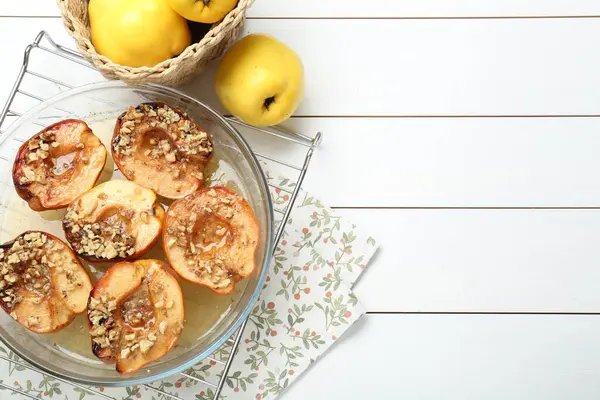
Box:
[18,166,47,186]
[158,321,167,335]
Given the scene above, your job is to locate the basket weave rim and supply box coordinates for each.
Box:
[57,0,254,74]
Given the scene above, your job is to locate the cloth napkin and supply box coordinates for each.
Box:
[0,164,378,400]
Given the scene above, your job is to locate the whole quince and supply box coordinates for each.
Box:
[89,0,191,68]
[215,34,304,127]
[167,0,238,24]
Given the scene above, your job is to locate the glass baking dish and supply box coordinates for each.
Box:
[0,81,274,386]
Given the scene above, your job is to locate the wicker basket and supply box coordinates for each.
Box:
[57,0,253,86]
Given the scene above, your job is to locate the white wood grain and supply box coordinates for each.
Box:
[345,208,600,312]
[5,18,600,117]
[295,117,600,207]
[6,21,600,207]
[253,1,600,18]
[224,18,600,116]
[202,115,600,208]
[284,314,600,400]
[4,1,600,18]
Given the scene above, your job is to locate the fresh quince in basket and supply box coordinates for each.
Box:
[88,0,191,67]
[167,0,238,24]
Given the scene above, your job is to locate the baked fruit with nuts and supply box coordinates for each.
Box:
[111,103,213,199]
[0,231,92,333]
[87,259,184,374]
[163,187,259,295]
[63,180,164,263]
[12,120,107,211]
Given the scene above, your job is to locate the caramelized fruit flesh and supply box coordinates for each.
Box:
[111,103,213,199]
[63,180,164,262]
[0,231,93,333]
[13,120,107,211]
[87,259,185,373]
[163,186,259,294]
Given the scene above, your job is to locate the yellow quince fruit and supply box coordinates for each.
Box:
[89,0,191,68]
[166,0,238,24]
[215,34,304,127]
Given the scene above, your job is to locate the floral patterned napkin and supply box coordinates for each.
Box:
[0,166,378,400]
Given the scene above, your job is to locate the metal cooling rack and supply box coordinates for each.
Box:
[0,31,321,400]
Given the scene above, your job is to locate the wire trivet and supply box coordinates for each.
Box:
[0,31,321,400]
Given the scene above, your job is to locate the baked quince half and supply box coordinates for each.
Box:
[63,180,164,262]
[87,259,184,374]
[13,120,107,211]
[0,231,92,333]
[163,187,260,295]
[111,103,213,199]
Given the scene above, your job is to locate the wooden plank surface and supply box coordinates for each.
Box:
[5,20,600,207]
[285,314,600,400]
[4,1,600,18]
[231,115,600,207]
[347,208,600,312]
[5,18,600,117]
[298,117,600,207]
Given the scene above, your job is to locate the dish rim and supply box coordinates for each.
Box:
[0,81,274,386]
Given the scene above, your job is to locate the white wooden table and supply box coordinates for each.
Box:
[4,1,600,399]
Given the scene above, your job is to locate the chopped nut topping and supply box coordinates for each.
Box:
[165,152,177,163]
[19,131,61,182]
[139,339,154,354]
[88,294,119,353]
[64,206,136,260]
[112,103,213,160]
[120,348,131,359]
[159,321,167,334]
[0,232,54,311]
